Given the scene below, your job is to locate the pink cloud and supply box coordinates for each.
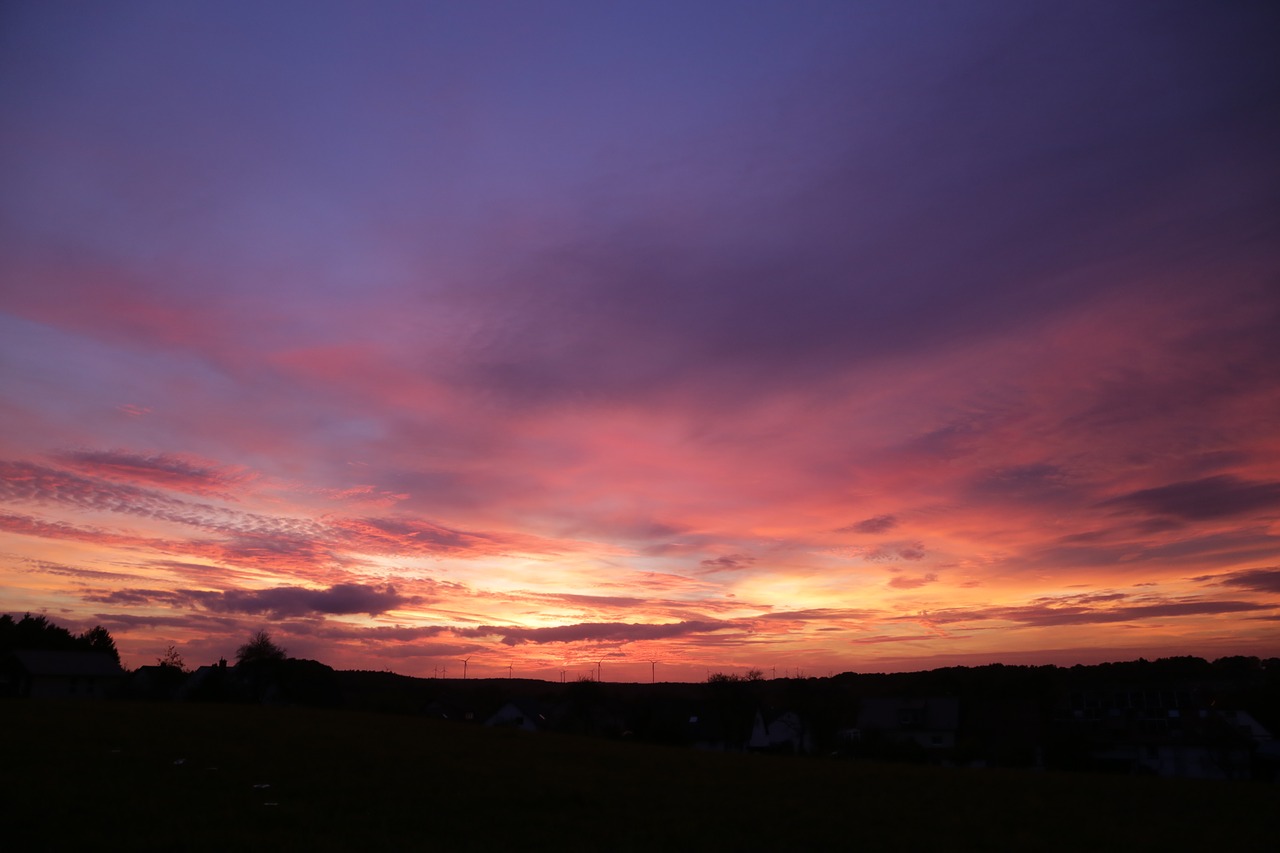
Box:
[888,572,938,590]
[58,449,254,497]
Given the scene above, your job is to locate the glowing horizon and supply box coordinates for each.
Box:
[2,2,1278,681]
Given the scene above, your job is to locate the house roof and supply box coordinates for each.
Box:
[858,696,960,730]
[9,650,125,678]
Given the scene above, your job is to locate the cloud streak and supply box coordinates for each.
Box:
[1103,476,1280,521]
[459,620,737,647]
[57,449,252,497]
[189,583,409,618]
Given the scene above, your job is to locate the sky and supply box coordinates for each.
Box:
[2,1,1279,681]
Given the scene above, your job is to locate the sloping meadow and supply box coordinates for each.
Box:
[3,701,1274,851]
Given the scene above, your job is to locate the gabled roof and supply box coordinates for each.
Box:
[489,698,550,722]
[858,696,960,730]
[8,650,125,678]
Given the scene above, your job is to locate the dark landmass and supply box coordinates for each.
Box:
[3,699,1276,851]
[5,613,1279,785]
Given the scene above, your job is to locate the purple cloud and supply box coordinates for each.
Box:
[840,515,899,534]
[1103,476,1280,521]
[862,543,927,563]
[919,597,1274,628]
[57,449,249,497]
[188,583,408,618]
[1194,567,1280,594]
[699,554,755,572]
[82,588,186,607]
[460,619,734,647]
[888,573,938,590]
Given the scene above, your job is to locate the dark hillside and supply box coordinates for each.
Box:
[2,701,1275,851]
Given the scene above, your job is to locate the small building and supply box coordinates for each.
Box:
[3,650,125,699]
[857,697,960,751]
[129,665,188,701]
[485,700,548,732]
[749,710,813,754]
[423,699,476,722]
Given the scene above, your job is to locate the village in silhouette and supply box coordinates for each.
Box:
[5,613,1278,783]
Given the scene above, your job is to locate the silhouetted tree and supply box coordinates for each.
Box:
[236,630,286,665]
[275,657,341,707]
[81,625,120,665]
[1,613,118,663]
[157,644,186,671]
[707,672,742,683]
[7,613,77,651]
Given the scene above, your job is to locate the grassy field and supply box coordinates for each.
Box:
[3,700,1276,851]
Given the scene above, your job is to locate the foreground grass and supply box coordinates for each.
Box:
[3,701,1275,851]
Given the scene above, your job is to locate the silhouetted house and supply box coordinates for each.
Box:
[1132,742,1252,780]
[485,700,548,732]
[749,710,813,754]
[1052,682,1257,779]
[626,697,699,745]
[423,699,476,722]
[1220,710,1280,781]
[1218,708,1274,745]
[3,650,125,699]
[177,660,231,701]
[130,665,188,701]
[689,713,728,751]
[857,697,960,751]
[963,699,1044,767]
[689,709,754,752]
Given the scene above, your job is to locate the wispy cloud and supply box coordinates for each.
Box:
[188,583,410,618]
[57,449,253,498]
[459,620,737,647]
[1103,476,1280,521]
[83,582,411,618]
[839,515,899,534]
[915,596,1275,629]
[0,459,576,573]
[699,554,755,572]
[888,572,938,590]
[1194,567,1280,594]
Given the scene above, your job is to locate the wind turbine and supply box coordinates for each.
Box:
[462,656,471,680]
[597,659,605,682]
[507,662,513,679]
[649,660,659,684]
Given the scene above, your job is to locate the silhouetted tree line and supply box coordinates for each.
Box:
[8,613,1279,778]
[175,630,341,707]
[0,612,120,665]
